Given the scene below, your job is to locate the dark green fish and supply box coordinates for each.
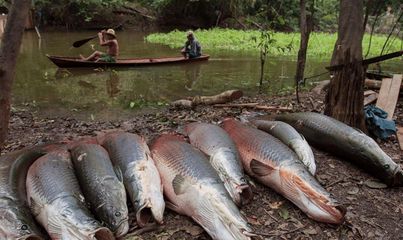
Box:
[71,143,129,237]
[275,112,403,186]
[26,149,114,240]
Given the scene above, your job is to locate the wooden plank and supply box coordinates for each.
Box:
[364,90,376,96]
[364,93,378,106]
[376,74,403,120]
[397,127,403,151]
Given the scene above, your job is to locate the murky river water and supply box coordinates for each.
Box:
[12,30,402,120]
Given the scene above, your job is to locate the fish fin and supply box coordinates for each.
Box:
[165,201,182,213]
[250,159,274,177]
[47,212,63,238]
[172,174,189,195]
[113,166,124,182]
[29,197,42,216]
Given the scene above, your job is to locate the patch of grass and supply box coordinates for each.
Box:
[146,28,402,59]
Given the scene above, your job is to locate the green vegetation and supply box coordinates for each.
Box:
[146,29,402,59]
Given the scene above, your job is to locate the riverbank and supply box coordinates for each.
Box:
[146,29,403,59]
[3,90,402,240]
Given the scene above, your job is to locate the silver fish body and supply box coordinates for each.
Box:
[70,143,129,237]
[275,112,403,186]
[0,148,48,240]
[184,122,253,206]
[252,120,316,175]
[101,132,165,227]
[222,119,346,224]
[150,134,253,240]
[26,149,114,240]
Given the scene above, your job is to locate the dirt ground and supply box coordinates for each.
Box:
[3,91,403,240]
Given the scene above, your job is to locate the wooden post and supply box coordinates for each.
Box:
[0,15,7,38]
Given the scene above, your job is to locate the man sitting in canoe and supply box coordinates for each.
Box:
[80,29,119,63]
[181,31,201,59]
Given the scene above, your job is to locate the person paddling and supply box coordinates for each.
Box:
[181,31,201,59]
[80,29,119,62]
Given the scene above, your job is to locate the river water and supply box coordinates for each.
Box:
[12,30,402,120]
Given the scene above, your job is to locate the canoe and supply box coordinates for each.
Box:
[46,54,210,68]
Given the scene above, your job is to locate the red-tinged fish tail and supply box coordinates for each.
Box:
[221,118,239,132]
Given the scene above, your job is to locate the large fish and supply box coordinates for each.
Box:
[183,122,253,206]
[100,132,165,227]
[150,134,254,240]
[275,112,403,187]
[222,119,345,224]
[0,147,48,240]
[251,120,316,175]
[26,149,114,240]
[70,143,129,238]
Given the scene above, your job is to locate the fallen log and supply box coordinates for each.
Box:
[170,90,243,109]
[365,79,403,90]
[311,80,330,94]
[213,103,292,111]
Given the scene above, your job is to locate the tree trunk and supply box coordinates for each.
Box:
[295,0,313,103]
[0,0,32,151]
[325,0,366,131]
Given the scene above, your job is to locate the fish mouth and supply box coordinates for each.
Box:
[236,184,253,206]
[92,227,115,240]
[280,170,346,224]
[113,220,129,238]
[391,168,403,187]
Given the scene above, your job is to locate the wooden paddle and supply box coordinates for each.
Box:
[72,35,98,48]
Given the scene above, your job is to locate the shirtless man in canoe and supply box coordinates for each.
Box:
[80,28,119,63]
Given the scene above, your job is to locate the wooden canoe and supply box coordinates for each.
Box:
[46,54,210,68]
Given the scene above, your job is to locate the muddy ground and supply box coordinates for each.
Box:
[3,91,403,240]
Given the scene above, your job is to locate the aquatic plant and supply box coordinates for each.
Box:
[146,28,402,59]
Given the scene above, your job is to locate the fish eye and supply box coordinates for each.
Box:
[115,211,121,217]
[21,224,28,230]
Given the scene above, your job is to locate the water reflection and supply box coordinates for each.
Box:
[12,31,402,120]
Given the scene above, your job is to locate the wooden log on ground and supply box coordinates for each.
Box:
[170,90,243,108]
[213,103,292,111]
[376,74,402,120]
[311,80,330,94]
[364,92,378,106]
[365,78,403,90]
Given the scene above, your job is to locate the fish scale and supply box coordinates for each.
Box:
[222,118,345,224]
[153,136,219,181]
[0,147,50,240]
[26,149,114,240]
[70,143,129,238]
[101,132,165,227]
[150,134,253,240]
[275,112,403,186]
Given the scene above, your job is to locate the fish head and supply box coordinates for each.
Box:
[348,132,403,186]
[0,206,44,240]
[279,168,346,224]
[97,180,129,237]
[210,148,253,205]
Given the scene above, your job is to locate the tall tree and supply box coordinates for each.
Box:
[0,0,32,150]
[295,0,313,103]
[325,0,366,130]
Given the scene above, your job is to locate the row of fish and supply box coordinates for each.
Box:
[1,112,401,240]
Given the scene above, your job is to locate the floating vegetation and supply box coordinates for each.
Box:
[146,28,402,59]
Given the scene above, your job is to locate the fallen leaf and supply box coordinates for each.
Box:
[303,227,318,235]
[183,225,204,236]
[364,180,387,189]
[347,186,359,195]
[278,207,289,220]
[269,201,284,209]
[246,215,261,225]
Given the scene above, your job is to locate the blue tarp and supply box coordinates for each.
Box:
[364,105,396,140]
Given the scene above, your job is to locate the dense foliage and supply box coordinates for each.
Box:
[146,28,402,59]
[0,0,401,31]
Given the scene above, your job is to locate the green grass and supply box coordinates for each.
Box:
[146,28,402,59]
